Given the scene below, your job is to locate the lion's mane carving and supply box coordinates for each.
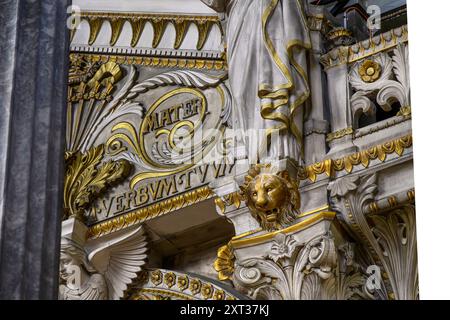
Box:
[239,164,300,231]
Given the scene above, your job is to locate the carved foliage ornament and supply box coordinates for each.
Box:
[328,174,418,300]
[234,234,337,300]
[359,60,381,83]
[67,56,144,154]
[65,58,145,222]
[239,164,300,232]
[64,145,131,221]
[349,44,410,127]
[233,234,373,300]
[214,243,235,281]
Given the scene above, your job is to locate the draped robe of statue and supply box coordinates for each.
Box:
[202,0,312,164]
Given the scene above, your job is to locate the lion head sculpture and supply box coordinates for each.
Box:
[239,164,301,231]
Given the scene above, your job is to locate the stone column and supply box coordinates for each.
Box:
[304,10,330,165]
[0,0,71,299]
[320,46,357,158]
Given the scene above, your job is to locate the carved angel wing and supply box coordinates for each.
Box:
[88,226,147,300]
[59,274,108,300]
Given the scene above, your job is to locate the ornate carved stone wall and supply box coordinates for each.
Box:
[59,1,417,300]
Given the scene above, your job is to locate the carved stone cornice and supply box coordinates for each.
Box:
[320,25,408,69]
[348,25,408,63]
[354,115,411,139]
[70,52,227,73]
[74,11,222,50]
[299,134,412,182]
[88,187,214,239]
[320,46,350,70]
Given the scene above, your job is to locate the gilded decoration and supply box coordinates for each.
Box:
[101,66,231,190]
[320,25,408,69]
[106,87,209,188]
[359,60,382,83]
[177,275,189,291]
[66,52,231,227]
[239,165,301,232]
[65,56,138,222]
[129,269,239,300]
[326,27,354,47]
[150,270,163,286]
[398,105,412,117]
[326,127,354,142]
[70,53,227,71]
[87,187,214,239]
[76,12,222,50]
[130,269,239,300]
[299,134,413,182]
[213,243,235,281]
[215,192,242,214]
[230,211,336,249]
[64,145,131,220]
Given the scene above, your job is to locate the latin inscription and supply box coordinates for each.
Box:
[89,163,235,220]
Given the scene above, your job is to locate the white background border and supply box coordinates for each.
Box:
[409,0,450,300]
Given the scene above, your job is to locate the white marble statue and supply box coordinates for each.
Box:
[202,0,312,164]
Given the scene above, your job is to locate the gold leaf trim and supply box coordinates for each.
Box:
[71,53,227,71]
[300,134,413,182]
[214,192,241,214]
[109,18,125,46]
[87,17,103,45]
[320,25,408,68]
[63,145,131,220]
[230,211,336,249]
[87,186,214,239]
[173,19,189,49]
[151,19,169,48]
[196,20,215,50]
[75,12,222,51]
[326,127,354,142]
[213,243,235,281]
[298,159,332,183]
[130,18,146,48]
[359,59,381,83]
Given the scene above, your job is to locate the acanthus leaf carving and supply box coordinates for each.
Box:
[64,144,132,221]
[328,173,418,300]
[233,234,340,300]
